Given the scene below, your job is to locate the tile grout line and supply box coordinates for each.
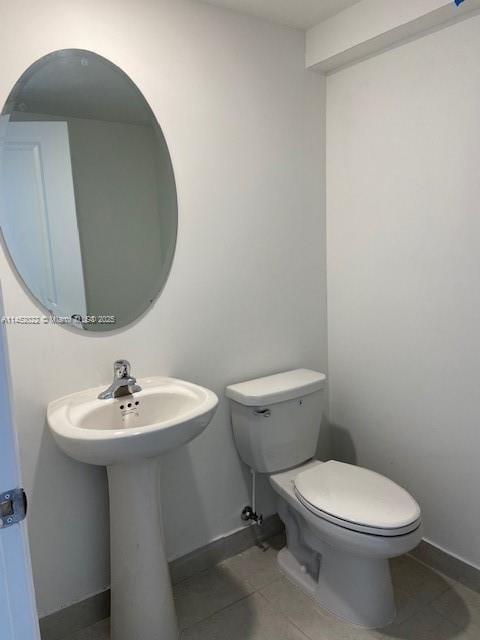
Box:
[257,569,453,639]
[63,547,478,639]
[178,569,286,633]
[177,557,453,636]
[257,576,325,640]
[180,588,313,640]
[255,591,314,640]
[177,548,287,634]
[178,592,254,633]
[426,587,480,634]
[174,540,285,633]
[408,554,465,589]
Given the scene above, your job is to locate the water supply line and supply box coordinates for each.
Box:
[241,468,263,526]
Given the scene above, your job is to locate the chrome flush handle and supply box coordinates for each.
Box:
[254,408,271,418]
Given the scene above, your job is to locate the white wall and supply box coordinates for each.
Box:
[0,0,327,617]
[327,15,480,568]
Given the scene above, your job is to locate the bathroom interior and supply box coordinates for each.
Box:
[1,1,480,639]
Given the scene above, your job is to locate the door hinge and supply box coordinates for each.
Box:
[0,488,27,529]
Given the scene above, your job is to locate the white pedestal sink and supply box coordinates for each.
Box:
[47,377,218,640]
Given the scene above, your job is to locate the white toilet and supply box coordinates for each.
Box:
[226,369,422,629]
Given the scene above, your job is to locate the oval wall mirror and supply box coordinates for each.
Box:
[0,49,177,331]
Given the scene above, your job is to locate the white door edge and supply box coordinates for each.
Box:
[0,280,40,639]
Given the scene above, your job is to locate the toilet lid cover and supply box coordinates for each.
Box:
[294,461,421,531]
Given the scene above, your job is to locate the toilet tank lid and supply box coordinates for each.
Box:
[225,369,326,406]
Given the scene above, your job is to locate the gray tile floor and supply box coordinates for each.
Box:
[62,534,480,639]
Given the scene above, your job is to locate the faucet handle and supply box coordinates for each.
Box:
[98,360,141,400]
[114,359,131,379]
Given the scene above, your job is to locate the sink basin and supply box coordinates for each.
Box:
[48,376,218,466]
[47,375,218,640]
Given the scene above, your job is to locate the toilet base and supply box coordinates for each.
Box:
[277,546,396,629]
[278,547,318,596]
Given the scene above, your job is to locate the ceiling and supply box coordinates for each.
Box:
[201,0,363,29]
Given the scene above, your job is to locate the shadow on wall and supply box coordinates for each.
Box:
[316,413,334,462]
[160,443,218,562]
[328,422,358,465]
[159,394,266,561]
[30,423,110,616]
[239,462,277,522]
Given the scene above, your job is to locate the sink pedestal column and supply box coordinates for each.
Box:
[107,458,178,640]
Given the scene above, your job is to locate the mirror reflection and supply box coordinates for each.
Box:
[0,49,177,331]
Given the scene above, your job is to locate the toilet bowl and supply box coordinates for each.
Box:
[271,460,422,628]
[226,369,423,629]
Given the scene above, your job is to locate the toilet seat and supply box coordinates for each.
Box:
[294,461,421,537]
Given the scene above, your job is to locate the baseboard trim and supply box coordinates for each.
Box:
[39,514,284,640]
[410,539,480,593]
[169,513,284,584]
[39,590,110,640]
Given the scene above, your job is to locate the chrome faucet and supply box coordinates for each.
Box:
[98,360,142,400]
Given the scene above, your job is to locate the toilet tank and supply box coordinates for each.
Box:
[226,369,326,473]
